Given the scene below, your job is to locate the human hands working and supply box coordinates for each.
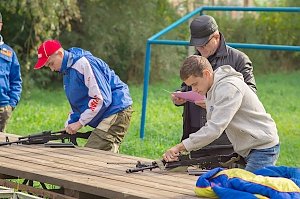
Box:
[163,143,187,162]
[194,99,206,109]
[65,121,83,134]
[171,93,186,105]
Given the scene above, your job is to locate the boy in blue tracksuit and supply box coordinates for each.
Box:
[0,12,22,132]
[34,40,133,153]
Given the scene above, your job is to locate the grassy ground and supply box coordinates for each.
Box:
[7,70,300,167]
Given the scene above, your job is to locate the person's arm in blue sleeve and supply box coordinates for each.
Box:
[8,51,22,108]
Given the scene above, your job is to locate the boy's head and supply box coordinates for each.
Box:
[34,40,64,71]
[180,55,213,95]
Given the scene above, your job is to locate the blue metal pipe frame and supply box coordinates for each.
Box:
[140,6,300,139]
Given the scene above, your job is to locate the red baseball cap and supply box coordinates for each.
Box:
[34,40,62,69]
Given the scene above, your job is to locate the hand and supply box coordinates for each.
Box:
[194,99,206,109]
[163,143,186,162]
[171,93,186,105]
[65,121,83,134]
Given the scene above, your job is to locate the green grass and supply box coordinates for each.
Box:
[7,71,300,167]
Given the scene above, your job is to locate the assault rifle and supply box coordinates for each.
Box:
[0,130,92,147]
[126,152,245,175]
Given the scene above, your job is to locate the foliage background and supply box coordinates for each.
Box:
[0,0,81,89]
[0,0,299,89]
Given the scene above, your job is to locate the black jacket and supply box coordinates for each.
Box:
[181,32,257,150]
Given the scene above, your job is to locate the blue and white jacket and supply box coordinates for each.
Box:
[60,48,132,128]
[0,42,22,108]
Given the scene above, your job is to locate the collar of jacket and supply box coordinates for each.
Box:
[213,32,229,58]
[60,50,74,74]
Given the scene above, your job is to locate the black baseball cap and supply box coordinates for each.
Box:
[190,15,218,46]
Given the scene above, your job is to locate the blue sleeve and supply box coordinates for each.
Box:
[68,112,80,124]
[8,51,22,107]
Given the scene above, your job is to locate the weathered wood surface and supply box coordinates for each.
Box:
[0,133,202,199]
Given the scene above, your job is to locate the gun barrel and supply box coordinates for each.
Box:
[126,165,158,173]
[18,130,53,140]
[0,140,24,146]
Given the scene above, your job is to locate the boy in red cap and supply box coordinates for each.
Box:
[34,40,133,153]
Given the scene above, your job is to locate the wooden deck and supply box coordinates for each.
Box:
[0,133,201,199]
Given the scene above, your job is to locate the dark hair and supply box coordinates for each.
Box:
[180,55,212,81]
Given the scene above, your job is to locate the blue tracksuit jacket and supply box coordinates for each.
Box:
[60,47,132,128]
[0,42,22,107]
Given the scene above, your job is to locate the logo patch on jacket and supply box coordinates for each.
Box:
[88,97,100,111]
[209,106,214,112]
[0,49,12,57]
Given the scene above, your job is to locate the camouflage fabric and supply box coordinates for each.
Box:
[0,105,13,132]
[85,106,133,153]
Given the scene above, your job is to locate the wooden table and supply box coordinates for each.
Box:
[0,133,201,199]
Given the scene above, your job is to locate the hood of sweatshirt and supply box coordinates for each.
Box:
[207,65,244,96]
[214,65,243,85]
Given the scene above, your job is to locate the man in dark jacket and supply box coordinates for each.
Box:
[172,15,256,157]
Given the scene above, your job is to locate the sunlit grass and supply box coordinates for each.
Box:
[7,71,300,167]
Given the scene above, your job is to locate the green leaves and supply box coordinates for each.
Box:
[0,0,81,89]
[60,0,186,83]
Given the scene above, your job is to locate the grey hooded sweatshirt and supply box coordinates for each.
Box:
[182,65,279,157]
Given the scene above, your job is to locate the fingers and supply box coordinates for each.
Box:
[163,153,179,162]
[162,143,187,162]
[171,95,186,105]
[65,121,83,134]
[194,100,206,109]
[163,150,180,162]
[65,126,76,134]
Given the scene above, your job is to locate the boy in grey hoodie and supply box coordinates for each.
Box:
[163,55,280,172]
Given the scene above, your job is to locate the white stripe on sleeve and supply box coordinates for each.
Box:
[72,57,104,126]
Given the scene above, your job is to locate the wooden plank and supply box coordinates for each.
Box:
[5,145,198,186]
[0,158,194,199]
[0,146,200,199]
[41,145,197,180]
[3,144,197,182]
[0,147,197,193]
